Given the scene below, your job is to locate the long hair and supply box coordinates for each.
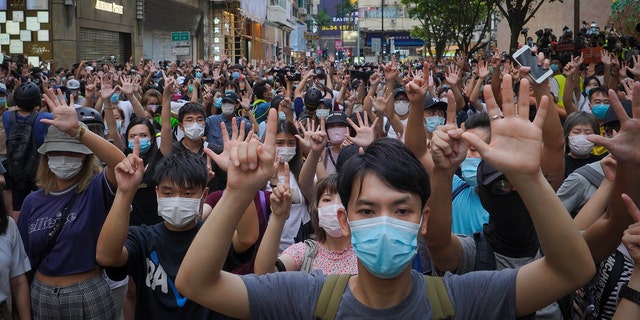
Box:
[310,174,339,243]
[36,154,102,194]
[276,119,303,182]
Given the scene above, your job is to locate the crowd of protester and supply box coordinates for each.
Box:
[0,29,640,319]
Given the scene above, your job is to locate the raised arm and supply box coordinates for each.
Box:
[425,90,466,272]
[159,72,175,156]
[96,139,144,267]
[101,76,126,151]
[41,88,125,188]
[583,83,640,263]
[404,62,432,174]
[612,194,640,320]
[573,156,616,230]
[120,75,146,120]
[176,109,277,319]
[254,163,295,274]
[297,118,327,201]
[462,75,595,317]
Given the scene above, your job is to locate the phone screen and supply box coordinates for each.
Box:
[512,46,553,83]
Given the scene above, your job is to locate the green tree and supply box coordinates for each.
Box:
[496,0,563,53]
[314,8,332,32]
[402,0,494,59]
[335,0,357,30]
[402,0,452,61]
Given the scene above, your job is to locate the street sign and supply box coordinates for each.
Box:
[335,40,342,50]
[171,31,190,43]
[173,47,190,56]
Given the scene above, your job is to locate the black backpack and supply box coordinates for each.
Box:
[6,111,40,190]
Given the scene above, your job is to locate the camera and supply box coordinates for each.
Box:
[314,67,326,79]
[201,78,216,84]
[286,73,301,81]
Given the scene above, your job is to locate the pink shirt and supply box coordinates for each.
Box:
[282,241,358,275]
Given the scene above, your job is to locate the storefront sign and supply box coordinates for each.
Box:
[95,0,123,14]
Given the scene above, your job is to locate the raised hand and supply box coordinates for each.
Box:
[207,118,250,172]
[41,88,80,134]
[627,55,640,78]
[372,89,392,114]
[207,109,277,192]
[115,136,145,193]
[119,74,135,96]
[162,71,176,100]
[478,60,490,79]
[295,118,326,153]
[445,64,461,86]
[100,74,120,101]
[588,82,640,165]
[405,62,430,103]
[270,162,292,219]
[462,75,548,178]
[430,91,467,172]
[345,111,378,148]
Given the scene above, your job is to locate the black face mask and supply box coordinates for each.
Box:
[477,182,539,258]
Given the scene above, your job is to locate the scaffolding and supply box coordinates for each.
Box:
[220,0,246,63]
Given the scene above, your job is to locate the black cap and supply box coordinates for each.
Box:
[424,97,447,110]
[326,111,348,126]
[478,160,504,186]
[221,91,240,103]
[393,87,407,98]
[602,100,632,127]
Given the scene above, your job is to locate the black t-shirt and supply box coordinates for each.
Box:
[564,153,606,179]
[125,222,243,320]
[129,149,164,227]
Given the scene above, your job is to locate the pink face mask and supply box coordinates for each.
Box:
[327,126,347,144]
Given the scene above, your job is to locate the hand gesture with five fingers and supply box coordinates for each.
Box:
[345,111,378,148]
[296,118,326,153]
[41,88,80,134]
[462,75,548,178]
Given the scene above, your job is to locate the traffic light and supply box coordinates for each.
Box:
[322,48,328,59]
[276,46,282,58]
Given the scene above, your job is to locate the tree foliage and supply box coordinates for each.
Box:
[401,0,495,59]
[314,8,332,31]
[495,0,562,53]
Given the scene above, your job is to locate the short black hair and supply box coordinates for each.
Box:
[253,80,269,99]
[178,102,206,123]
[464,111,490,131]
[588,86,608,102]
[337,138,430,209]
[153,151,207,190]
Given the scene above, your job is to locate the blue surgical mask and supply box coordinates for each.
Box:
[316,108,330,119]
[128,137,152,154]
[460,157,482,187]
[195,72,203,79]
[591,104,609,120]
[189,85,194,93]
[271,89,277,97]
[424,116,445,133]
[232,72,240,80]
[61,77,67,83]
[550,64,560,72]
[214,97,222,109]
[116,120,122,132]
[110,93,120,104]
[278,111,286,121]
[0,97,6,106]
[349,216,421,279]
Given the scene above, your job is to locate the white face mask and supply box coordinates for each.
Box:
[394,100,410,116]
[221,103,235,116]
[318,204,345,237]
[157,196,201,228]
[568,134,594,157]
[183,122,205,140]
[277,146,296,163]
[48,155,84,180]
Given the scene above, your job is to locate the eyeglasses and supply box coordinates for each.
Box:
[489,178,515,195]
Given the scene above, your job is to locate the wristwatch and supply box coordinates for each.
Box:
[619,283,640,305]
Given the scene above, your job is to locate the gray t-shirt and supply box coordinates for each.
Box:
[448,235,561,320]
[242,268,517,319]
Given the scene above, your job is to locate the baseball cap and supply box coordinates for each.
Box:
[325,111,348,126]
[67,79,81,90]
[602,100,633,128]
[424,97,447,110]
[221,91,240,103]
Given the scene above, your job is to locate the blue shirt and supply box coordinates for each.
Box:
[205,114,250,148]
[451,175,489,236]
[252,100,271,124]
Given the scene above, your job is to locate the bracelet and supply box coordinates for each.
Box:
[72,122,88,139]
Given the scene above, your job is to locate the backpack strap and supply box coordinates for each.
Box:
[300,239,318,273]
[573,164,604,188]
[425,275,455,319]
[451,181,470,201]
[313,274,351,320]
[473,231,496,271]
